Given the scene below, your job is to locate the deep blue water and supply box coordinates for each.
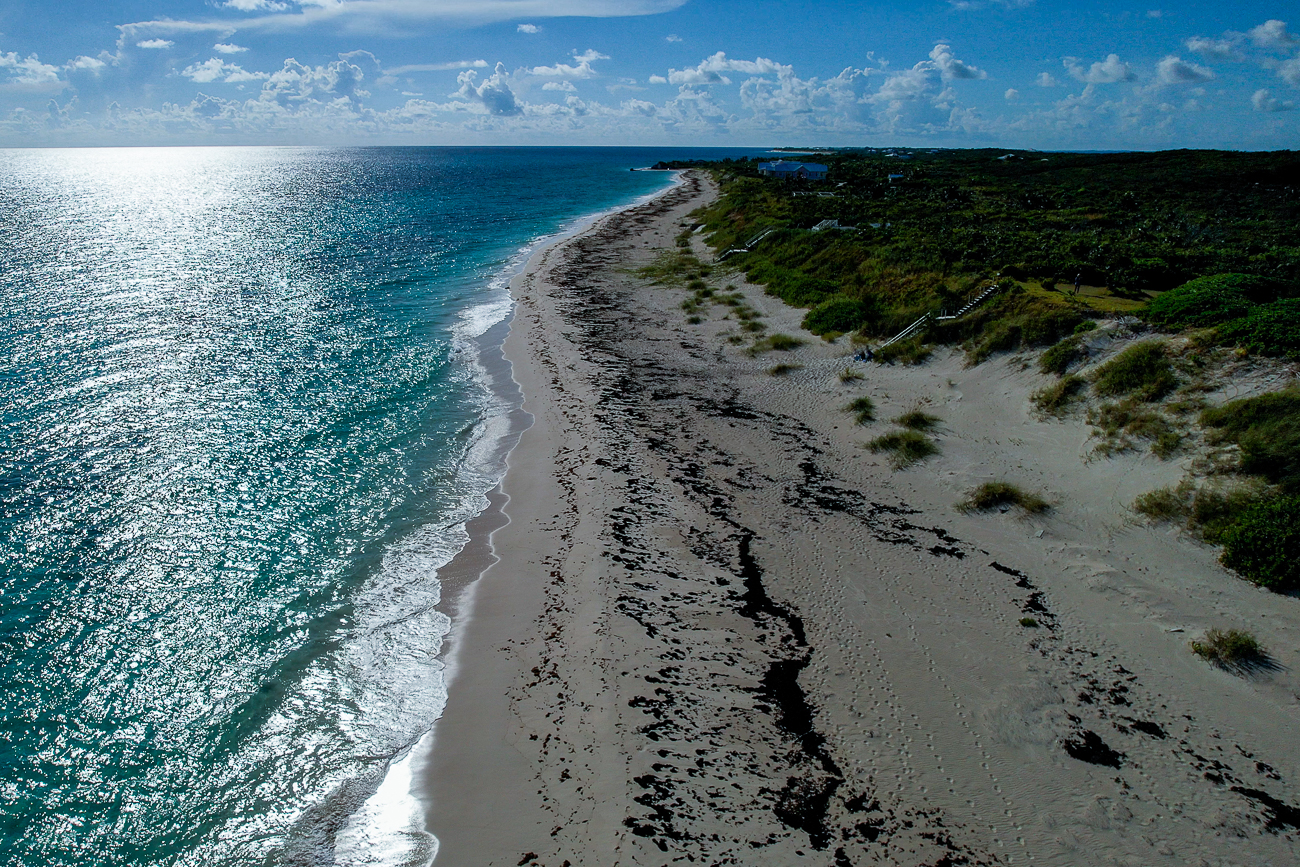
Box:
[0,146,764,867]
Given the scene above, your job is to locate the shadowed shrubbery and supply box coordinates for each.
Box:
[957,482,1050,514]
[1217,298,1300,359]
[1218,496,1300,592]
[1191,628,1266,667]
[1039,334,1085,375]
[1201,388,1300,491]
[1032,375,1086,415]
[1145,273,1273,330]
[802,296,873,336]
[1092,341,1176,400]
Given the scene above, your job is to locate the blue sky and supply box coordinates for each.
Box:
[1,0,1297,148]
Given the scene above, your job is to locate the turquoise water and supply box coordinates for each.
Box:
[0,146,757,867]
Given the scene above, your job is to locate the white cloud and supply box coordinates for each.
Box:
[517,23,539,33]
[665,52,789,86]
[665,34,681,42]
[1248,19,1296,51]
[214,43,249,54]
[0,51,64,91]
[136,39,174,49]
[543,80,577,91]
[1279,56,1300,86]
[531,49,608,79]
[928,44,986,81]
[648,74,667,84]
[1146,10,1163,18]
[223,0,288,10]
[67,56,107,72]
[182,58,270,84]
[1005,88,1019,100]
[1185,36,1242,61]
[1155,55,1214,85]
[1064,54,1134,84]
[1252,88,1295,111]
[386,60,488,74]
[453,62,522,115]
[1036,72,1060,87]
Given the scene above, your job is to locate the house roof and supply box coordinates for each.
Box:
[758,160,829,173]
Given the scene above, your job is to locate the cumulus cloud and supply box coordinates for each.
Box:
[666,34,681,42]
[517,23,539,33]
[928,44,986,81]
[531,49,608,79]
[1064,54,1134,84]
[181,58,269,83]
[214,43,249,54]
[1249,19,1296,50]
[1252,88,1295,111]
[136,39,174,49]
[454,61,522,115]
[67,56,107,72]
[543,80,576,91]
[1036,72,1060,87]
[223,0,288,10]
[648,74,667,84]
[664,52,789,86]
[1005,88,1019,100]
[1280,56,1300,86]
[1185,36,1242,61]
[0,51,65,92]
[1155,56,1214,85]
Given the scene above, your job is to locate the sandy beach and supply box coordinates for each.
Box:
[420,171,1300,866]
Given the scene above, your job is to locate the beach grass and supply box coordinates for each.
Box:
[866,430,938,468]
[1191,628,1264,666]
[958,482,1050,514]
[843,396,875,425]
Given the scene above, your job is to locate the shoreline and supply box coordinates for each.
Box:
[416,170,1299,865]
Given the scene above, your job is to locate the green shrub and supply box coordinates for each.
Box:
[749,333,804,354]
[838,367,864,383]
[1217,298,1300,358]
[1191,629,1265,665]
[1218,495,1300,591]
[843,396,875,425]
[876,336,932,366]
[1019,617,1039,628]
[803,296,871,336]
[1092,342,1176,400]
[1073,320,1098,334]
[894,409,940,431]
[866,430,939,468]
[1039,334,1084,376]
[1145,274,1268,330]
[1032,375,1086,415]
[1133,484,1192,521]
[958,482,1050,514]
[1201,388,1300,491]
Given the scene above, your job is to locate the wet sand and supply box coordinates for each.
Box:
[419,171,1300,866]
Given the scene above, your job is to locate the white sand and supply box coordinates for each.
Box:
[419,172,1300,866]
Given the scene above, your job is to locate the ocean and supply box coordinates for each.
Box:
[0,146,763,867]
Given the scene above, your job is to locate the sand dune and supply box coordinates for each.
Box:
[420,172,1300,866]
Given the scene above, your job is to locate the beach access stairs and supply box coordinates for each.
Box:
[716,228,776,262]
[877,282,1005,349]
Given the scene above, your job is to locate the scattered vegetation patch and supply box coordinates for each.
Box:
[637,250,703,285]
[843,396,875,425]
[1217,298,1300,359]
[1200,388,1300,491]
[875,336,932,366]
[1190,628,1266,667]
[768,363,802,376]
[750,333,805,353]
[1039,334,1085,376]
[866,430,939,469]
[1032,375,1087,415]
[838,367,864,383]
[893,408,940,431]
[958,481,1050,514]
[1019,617,1039,628]
[1092,341,1176,400]
[1089,398,1182,457]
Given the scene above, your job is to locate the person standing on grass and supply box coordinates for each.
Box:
[1074,272,1082,295]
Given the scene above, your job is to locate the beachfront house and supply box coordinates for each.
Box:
[757,160,828,181]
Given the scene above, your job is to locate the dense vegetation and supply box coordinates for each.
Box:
[684,148,1298,358]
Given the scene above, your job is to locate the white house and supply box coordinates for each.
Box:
[757,160,829,181]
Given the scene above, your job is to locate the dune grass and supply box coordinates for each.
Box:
[866,430,938,468]
[768,363,802,376]
[843,396,875,425]
[894,409,941,431]
[958,482,1050,514]
[1032,375,1087,415]
[1191,629,1264,666]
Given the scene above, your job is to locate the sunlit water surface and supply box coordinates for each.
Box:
[0,146,719,866]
